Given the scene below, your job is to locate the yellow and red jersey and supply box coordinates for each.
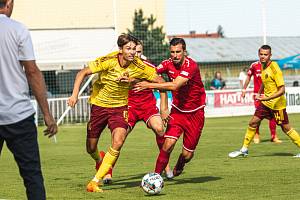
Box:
[261,61,286,110]
[88,51,158,107]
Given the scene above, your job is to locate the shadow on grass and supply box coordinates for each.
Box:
[104,173,222,190]
[265,152,294,157]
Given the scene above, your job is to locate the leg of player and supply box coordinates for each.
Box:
[253,126,260,144]
[229,115,262,158]
[155,138,177,176]
[253,101,260,144]
[148,116,174,179]
[87,127,127,192]
[86,138,103,170]
[173,149,194,177]
[280,123,300,157]
[269,119,282,143]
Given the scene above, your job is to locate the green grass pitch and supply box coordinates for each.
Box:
[1,114,300,200]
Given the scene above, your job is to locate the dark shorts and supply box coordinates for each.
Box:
[164,108,205,152]
[254,103,289,125]
[128,104,159,129]
[87,105,129,138]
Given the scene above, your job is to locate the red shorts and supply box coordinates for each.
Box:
[87,105,128,138]
[254,103,289,125]
[254,99,261,108]
[128,104,159,129]
[164,108,205,152]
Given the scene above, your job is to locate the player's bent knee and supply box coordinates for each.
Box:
[87,147,97,154]
[112,140,125,151]
[182,151,194,161]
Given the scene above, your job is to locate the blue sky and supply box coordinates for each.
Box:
[166,0,300,37]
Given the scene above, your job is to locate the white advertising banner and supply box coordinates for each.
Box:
[205,87,300,117]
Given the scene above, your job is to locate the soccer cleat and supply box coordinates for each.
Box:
[228,150,249,158]
[271,137,282,144]
[253,134,260,144]
[293,153,300,158]
[102,167,113,184]
[86,181,103,193]
[95,151,106,171]
[165,170,174,179]
[173,167,183,177]
[103,174,112,185]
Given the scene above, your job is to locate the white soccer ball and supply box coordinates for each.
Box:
[141,172,164,195]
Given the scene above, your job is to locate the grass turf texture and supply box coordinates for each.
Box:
[1,114,300,200]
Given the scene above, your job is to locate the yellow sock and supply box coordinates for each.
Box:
[90,149,100,162]
[95,147,119,180]
[286,129,300,148]
[242,126,256,148]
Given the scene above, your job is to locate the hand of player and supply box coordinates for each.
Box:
[43,114,58,138]
[255,94,267,101]
[133,81,150,92]
[67,95,78,107]
[160,109,170,127]
[241,90,246,98]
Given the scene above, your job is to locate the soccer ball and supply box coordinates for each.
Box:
[141,172,164,195]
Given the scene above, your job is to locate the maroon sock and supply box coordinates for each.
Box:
[174,154,186,172]
[156,135,165,150]
[269,118,277,140]
[155,149,170,174]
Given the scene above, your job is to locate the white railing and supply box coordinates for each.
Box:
[32,96,91,125]
[32,87,300,125]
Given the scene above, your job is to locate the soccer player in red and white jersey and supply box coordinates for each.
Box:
[135,38,206,177]
[241,61,282,144]
[129,43,174,178]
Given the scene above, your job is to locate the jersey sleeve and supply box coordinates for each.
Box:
[156,60,169,74]
[88,56,110,73]
[18,26,35,61]
[274,64,285,87]
[247,65,254,77]
[140,64,159,81]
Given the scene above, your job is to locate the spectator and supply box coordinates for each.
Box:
[0,1,58,199]
[210,71,226,90]
[238,67,248,88]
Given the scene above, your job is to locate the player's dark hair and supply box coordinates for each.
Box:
[259,44,272,53]
[117,34,139,48]
[169,38,186,51]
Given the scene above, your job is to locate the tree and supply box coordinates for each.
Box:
[127,9,169,65]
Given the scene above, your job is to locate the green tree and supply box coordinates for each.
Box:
[127,9,169,65]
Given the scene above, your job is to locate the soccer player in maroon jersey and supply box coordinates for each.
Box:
[241,61,282,144]
[135,38,206,177]
[101,42,174,184]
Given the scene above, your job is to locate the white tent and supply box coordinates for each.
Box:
[30,28,117,71]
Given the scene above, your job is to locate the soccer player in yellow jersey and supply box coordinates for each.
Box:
[68,34,166,192]
[229,45,300,158]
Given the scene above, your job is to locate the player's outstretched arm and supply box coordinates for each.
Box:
[68,67,92,107]
[241,75,251,98]
[258,85,285,101]
[159,91,170,126]
[134,76,188,91]
[22,60,58,137]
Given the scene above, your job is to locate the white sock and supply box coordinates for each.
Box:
[92,177,100,183]
[241,147,248,152]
